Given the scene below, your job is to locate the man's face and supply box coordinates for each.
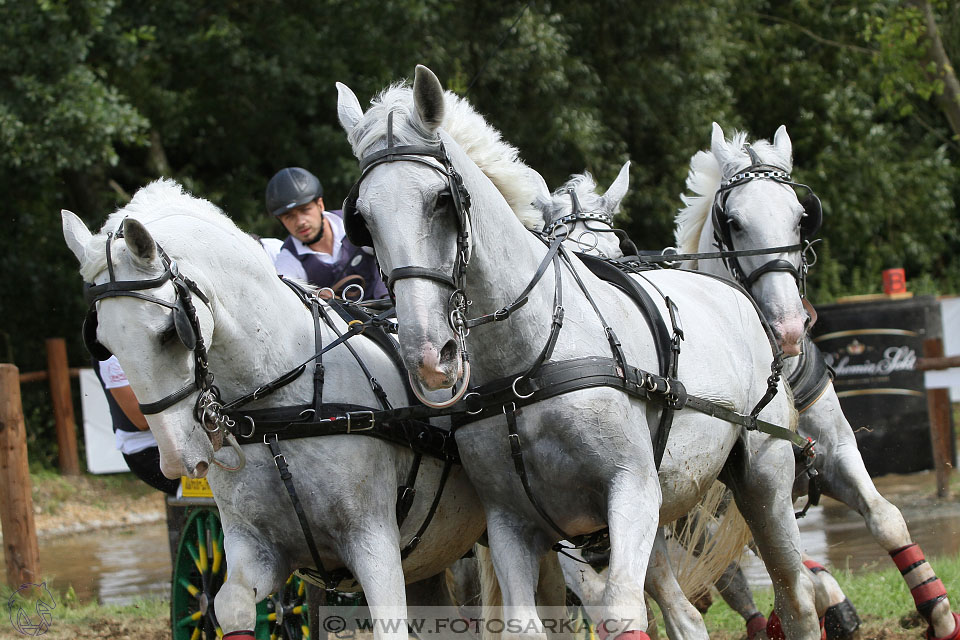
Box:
[277,198,324,242]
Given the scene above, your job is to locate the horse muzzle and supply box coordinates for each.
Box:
[414,338,463,390]
[773,316,807,357]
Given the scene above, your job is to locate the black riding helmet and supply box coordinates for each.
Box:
[265,167,323,216]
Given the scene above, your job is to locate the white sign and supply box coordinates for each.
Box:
[924,297,960,400]
[79,368,130,474]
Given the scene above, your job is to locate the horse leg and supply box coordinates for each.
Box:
[215,533,285,638]
[808,395,958,639]
[485,510,550,640]
[600,471,659,640]
[723,441,820,639]
[643,528,708,640]
[715,562,768,640]
[800,556,860,640]
[537,552,575,640]
[342,531,408,640]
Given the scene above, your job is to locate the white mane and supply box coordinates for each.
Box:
[348,84,543,230]
[538,172,610,224]
[79,179,249,282]
[674,130,793,254]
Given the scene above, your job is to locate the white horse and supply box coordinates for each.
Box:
[335,65,820,639]
[61,181,488,640]
[671,123,960,640]
[534,165,847,640]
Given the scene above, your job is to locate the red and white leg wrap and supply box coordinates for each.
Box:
[596,621,651,640]
[891,544,951,621]
[745,612,767,640]
[804,559,829,574]
[223,632,256,640]
[766,611,826,640]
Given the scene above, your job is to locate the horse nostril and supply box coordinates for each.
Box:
[438,339,459,368]
[194,460,208,477]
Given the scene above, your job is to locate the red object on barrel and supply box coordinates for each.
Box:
[883,267,907,294]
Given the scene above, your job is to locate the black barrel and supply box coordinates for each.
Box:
[812,295,943,476]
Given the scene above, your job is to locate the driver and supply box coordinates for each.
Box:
[266,167,388,299]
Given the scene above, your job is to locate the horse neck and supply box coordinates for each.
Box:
[445,142,610,377]
[190,244,320,406]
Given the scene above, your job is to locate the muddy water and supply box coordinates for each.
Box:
[1,522,172,605]
[3,471,958,603]
[740,470,960,587]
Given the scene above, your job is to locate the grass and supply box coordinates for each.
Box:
[673,550,960,639]
[0,581,168,640]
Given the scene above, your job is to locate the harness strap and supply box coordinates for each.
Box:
[396,452,422,527]
[504,403,576,541]
[465,234,564,329]
[265,433,349,590]
[400,459,454,559]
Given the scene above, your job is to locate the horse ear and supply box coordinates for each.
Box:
[527,167,551,202]
[61,209,92,264]
[122,218,157,264]
[711,122,737,172]
[336,82,363,134]
[772,125,793,166]
[602,161,631,213]
[413,65,445,133]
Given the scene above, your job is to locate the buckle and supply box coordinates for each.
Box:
[346,411,375,433]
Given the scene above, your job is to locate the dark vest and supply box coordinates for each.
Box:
[91,358,141,433]
[281,210,388,299]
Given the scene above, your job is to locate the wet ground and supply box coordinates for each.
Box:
[4,471,958,604]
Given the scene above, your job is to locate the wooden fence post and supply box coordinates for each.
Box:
[46,338,80,476]
[0,364,41,586]
[923,337,954,498]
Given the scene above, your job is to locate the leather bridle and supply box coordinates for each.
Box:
[710,145,821,296]
[342,112,474,408]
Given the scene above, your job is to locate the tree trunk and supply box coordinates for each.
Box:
[910,0,960,139]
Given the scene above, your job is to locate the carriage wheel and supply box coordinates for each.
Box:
[171,507,310,640]
[171,508,228,640]
[256,573,311,639]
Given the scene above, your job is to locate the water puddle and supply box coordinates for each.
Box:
[1,522,172,605]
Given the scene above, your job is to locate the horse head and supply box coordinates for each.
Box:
[62,183,247,479]
[337,66,471,396]
[534,161,631,258]
[678,123,817,356]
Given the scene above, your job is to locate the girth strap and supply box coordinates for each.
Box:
[265,433,351,591]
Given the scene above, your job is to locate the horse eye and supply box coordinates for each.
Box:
[159,323,177,346]
[728,218,743,233]
[435,191,453,211]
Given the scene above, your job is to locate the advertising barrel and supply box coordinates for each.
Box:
[812,295,943,476]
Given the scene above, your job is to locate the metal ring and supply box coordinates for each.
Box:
[341,283,365,302]
[645,374,658,392]
[239,416,256,438]
[576,230,599,252]
[464,392,483,415]
[317,287,335,300]
[201,404,221,433]
[550,222,570,240]
[212,432,246,472]
[512,376,535,399]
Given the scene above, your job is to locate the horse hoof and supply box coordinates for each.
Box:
[824,598,861,639]
[223,632,256,640]
[766,611,826,640]
[927,612,960,640]
[746,612,767,640]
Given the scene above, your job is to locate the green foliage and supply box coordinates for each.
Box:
[3,0,960,464]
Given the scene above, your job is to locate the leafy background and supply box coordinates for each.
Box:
[3,0,959,465]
